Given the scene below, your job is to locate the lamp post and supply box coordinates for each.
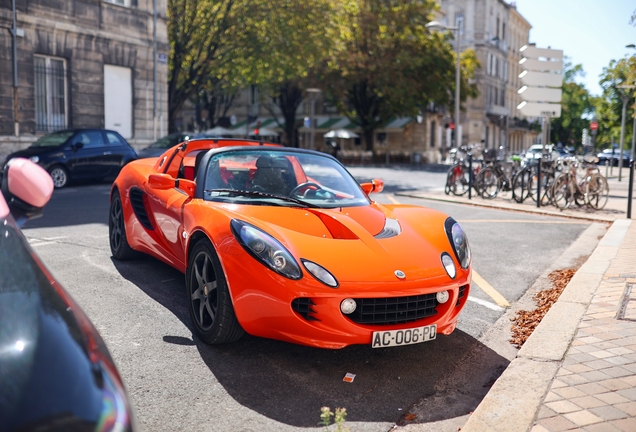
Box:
[306,88,321,150]
[617,84,635,181]
[426,20,461,153]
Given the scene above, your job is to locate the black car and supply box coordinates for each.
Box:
[596,149,632,167]
[3,129,138,188]
[137,132,210,158]
[0,158,134,431]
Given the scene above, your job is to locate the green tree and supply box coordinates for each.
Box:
[323,0,479,153]
[549,59,594,149]
[594,56,636,150]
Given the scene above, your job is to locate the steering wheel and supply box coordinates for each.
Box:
[289,182,323,198]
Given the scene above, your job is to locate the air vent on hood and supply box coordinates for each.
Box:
[130,188,154,230]
[374,218,401,239]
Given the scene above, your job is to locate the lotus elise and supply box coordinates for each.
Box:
[109,139,471,349]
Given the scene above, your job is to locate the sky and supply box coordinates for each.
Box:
[513,0,636,97]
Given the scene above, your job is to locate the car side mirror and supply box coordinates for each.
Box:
[360,178,384,195]
[71,142,84,151]
[1,158,54,226]
[148,174,195,198]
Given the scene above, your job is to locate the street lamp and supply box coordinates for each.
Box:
[306,88,321,150]
[617,83,635,181]
[628,44,636,162]
[426,20,461,153]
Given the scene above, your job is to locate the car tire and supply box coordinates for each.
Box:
[109,190,140,260]
[48,165,69,188]
[186,239,244,344]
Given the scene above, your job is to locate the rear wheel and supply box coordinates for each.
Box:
[586,174,609,210]
[186,239,244,344]
[48,165,68,188]
[109,190,139,260]
[446,164,469,196]
[512,169,531,203]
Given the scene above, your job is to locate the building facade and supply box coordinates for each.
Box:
[438,0,539,153]
[0,0,168,159]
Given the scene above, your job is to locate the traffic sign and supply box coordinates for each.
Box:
[517,101,562,118]
[449,122,455,130]
[517,86,562,103]
[590,121,598,131]
[519,70,563,87]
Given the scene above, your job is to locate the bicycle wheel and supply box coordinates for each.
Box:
[551,173,573,210]
[540,170,556,206]
[586,174,609,210]
[446,164,470,196]
[511,168,531,203]
[475,167,500,199]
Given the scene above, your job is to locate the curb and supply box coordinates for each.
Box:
[396,191,620,223]
[460,219,633,432]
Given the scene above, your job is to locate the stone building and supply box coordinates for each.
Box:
[437,0,540,153]
[0,0,168,160]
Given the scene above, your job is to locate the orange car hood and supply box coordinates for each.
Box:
[213,202,451,283]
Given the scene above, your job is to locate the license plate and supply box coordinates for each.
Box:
[371,324,436,348]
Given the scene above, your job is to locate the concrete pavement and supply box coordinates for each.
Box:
[396,167,636,431]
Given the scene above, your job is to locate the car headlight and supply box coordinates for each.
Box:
[230,219,302,280]
[444,217,471,269]
[29,156,39,164]
[302,259,338,288]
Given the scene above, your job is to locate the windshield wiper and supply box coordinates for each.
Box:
[205,189,319,208]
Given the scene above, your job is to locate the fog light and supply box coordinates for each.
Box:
[436,290,450,304]
[340,298,357,314]
[441,253,456,279]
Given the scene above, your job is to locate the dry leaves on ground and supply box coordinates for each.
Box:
[510,269,576,348]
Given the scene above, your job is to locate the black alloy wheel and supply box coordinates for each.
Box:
[186,239,244,344]
[109,190,139,260]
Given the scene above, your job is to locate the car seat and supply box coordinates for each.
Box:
[251,155,296,195]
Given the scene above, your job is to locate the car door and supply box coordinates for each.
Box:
[67,130,109,179]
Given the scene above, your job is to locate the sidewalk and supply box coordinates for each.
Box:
[402,168,636,431]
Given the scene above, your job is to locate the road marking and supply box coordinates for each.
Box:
[386,195,401,204]
[467,295,504,311]
[458,219,589,224]
[472,270,510,308]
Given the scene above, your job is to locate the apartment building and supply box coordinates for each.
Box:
[0,0,168,159]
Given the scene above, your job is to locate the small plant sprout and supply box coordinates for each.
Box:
[319,406,349,432]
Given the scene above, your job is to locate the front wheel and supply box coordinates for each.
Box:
[186,239,244,344]
[512,169,531,203]
[476,167,500,199]
[551,174,573,210]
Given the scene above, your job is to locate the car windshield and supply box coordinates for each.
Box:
[30,131,74,147]
[202,149,370,209]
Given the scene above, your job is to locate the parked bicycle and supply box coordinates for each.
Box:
[551,156,609,210]
[475,150,523,199]
[444,145,483,196]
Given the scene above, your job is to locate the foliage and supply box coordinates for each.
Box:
[240,0,339,146]
[167,0,238,132]
[548,59,594,149]
[320,406,349,432]
[323,0,479,152]
[593,56,636,150]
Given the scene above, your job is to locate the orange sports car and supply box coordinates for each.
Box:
[109,138,471,349]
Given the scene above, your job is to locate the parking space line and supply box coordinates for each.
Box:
[472,270,510,308]
[467,295,504,311]
[386,195,401,204]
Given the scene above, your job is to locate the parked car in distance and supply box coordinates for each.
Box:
[137,132,211,158]
[523,144,560,162]
[0,158,134,431]
[2,129,138,188]
[596,149,632,167]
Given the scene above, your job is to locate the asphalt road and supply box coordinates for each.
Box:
[21,168,593,431]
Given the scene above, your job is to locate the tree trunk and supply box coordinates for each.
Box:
[363,129,374,153]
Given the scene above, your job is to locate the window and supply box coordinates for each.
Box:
[430,120,436,148]
[104,0,132,6]
[74,131,105,148]
[34,55,68,132]
[105,131,126,146]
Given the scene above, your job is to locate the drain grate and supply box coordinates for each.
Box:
[616,283,635,321]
